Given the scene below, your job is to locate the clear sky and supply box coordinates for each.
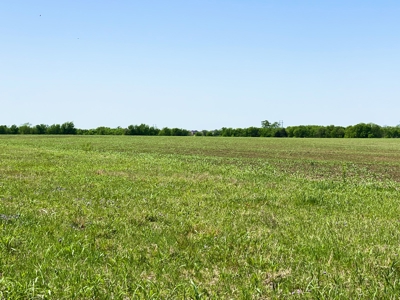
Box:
[1,1,399,130]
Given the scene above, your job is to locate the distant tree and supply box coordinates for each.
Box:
[19,123,32,134]
[114,126,125,135]
[293,126,309,138]
[369,123,383,138]
[35,124,48,134]
[212,129,222,136]
[137,123,150,135]
[47,124,61,134]
[125,124,159,135]
[246,127,260,137]
[326,125,345,138]
[261,120,271,128]
[333,127,345,138]
[86,129,97,135]
[76,129,88,135]
[344,123,383,138]
[273,128,287,137]
[170,128,190,136]
[60,122,77,134]
[313,126,327,138]
[96,126,109,135]
[158,127,172,136]
[4,121,398,138]
[9,125,19,134]
[233,128,246,137]
[383,126,400,138]
[221,127,233,137]
[125,125,136,135]
[0,125,9,134]
[262,120,280,128]
[148,125,160,136]
[260,128,272,137]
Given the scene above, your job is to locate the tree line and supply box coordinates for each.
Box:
[0,121,400,138]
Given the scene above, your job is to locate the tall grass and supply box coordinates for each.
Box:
[0,136,399,298]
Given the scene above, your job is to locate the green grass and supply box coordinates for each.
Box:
[0,136,400,299]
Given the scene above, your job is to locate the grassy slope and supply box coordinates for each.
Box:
[0,136,400,299]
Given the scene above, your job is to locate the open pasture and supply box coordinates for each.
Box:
[0,136,400,299]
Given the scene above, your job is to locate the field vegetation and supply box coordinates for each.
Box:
[1,136,400,298]
[2,121,400,138]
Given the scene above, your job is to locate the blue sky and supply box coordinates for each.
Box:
[1,1,399,129]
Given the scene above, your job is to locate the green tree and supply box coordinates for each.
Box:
[9,125,19,134]
[113,127,126,135]
[95,127,109,135]
[35,124,48,134]
[246,127,260,137]
[60,122,77,134]
[125,124,159,135]
[19,123,32,134]
[221,127,233,137]
[292,126,309,138]
[273,128,287,137]
[171,128,190,136]
[47,124,61,134]
[262,120,280,128]
[0,125,9,134]
[158,127,172,136]
[344,123,382,138]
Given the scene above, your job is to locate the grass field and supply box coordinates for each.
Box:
[1,136,400,299]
